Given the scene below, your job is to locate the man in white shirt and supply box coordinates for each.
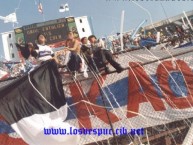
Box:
[36,33,54,62]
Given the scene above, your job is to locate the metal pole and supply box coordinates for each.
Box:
[120,10,125,51]
[89,16,95,35]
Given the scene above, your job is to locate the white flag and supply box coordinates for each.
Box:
[4,13,17,23]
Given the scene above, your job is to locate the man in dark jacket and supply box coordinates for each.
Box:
[87,35,124,73]
[81,37,98,72]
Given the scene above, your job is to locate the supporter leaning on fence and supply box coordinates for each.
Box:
[88,35,124,73]
[80,37,97,72]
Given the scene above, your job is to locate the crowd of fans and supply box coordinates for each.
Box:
[108,24,193,52]
[1,23,193,79]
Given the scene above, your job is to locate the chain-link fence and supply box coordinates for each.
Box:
[62,46,193,145]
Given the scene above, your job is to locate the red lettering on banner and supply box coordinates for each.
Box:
[157,60,193,109]
[69,75,119,129]
[127,62,166,118]
[69,60,193,122]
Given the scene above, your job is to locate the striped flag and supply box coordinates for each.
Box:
[59,3,69,13]
[38,2,43,14]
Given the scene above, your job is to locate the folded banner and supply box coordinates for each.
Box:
[0,60,79,145]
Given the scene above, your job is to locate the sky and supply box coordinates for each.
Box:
[0,0,193,57]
